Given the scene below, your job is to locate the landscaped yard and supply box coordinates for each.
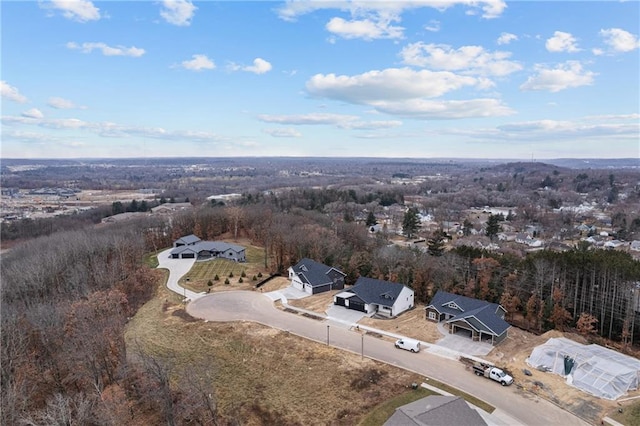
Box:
[179,242,267,292]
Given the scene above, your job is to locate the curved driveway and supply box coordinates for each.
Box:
[188,291,589,426]
[156,248,204,301]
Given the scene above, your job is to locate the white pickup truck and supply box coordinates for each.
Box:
[472,362,513,386]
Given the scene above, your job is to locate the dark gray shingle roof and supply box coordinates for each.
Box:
[291,258,345,287]
[346,277,409,307]
[175,234,201,245]
[384,395,487,426]
[426,290,510,336]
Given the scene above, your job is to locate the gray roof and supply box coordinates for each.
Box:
[383,395,487,426]
[170,240,245,256]
[346,277,410,308]
[291,258,345,287]
[426,290,510,336]
[175,234,202,245]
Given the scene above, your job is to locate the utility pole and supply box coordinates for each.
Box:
[361,333,364,360]
[326,325,330,346]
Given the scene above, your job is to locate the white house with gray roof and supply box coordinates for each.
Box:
[425,290,510,345]
[334,277,414,318]
[170,234,245,262]
[288,258,346,295]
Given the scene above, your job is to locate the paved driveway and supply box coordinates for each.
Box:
[434,322,493,356]
[156,248,204,301]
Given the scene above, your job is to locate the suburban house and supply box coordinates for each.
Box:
[384,395,487,426]
[425,290,510,345]
[288,258,346,295]
[170,234,246,262]
[334,277,414,318]
[151,202,193,214]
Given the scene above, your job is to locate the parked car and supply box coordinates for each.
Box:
[395,338,421,353]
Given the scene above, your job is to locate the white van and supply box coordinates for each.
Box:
[395,338,421,353]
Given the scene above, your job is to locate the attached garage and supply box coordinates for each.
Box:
[181,252,196,259]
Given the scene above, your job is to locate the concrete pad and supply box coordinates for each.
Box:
[435,333,493,356]
[326,305,369,327]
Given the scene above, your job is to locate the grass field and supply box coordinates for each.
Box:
[178,243,267,292]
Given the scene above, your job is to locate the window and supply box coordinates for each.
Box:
[428,311,436,320]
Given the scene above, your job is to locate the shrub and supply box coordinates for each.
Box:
[214,274,219,281]
[241,270,246,277]
[224,278,230,285]
[252,275,257,281]
[229,272,234,278]
[207,280,213,287]
[239,277,243,283]
[257,272,263,278]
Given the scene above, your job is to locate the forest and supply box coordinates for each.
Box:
[2,161,640,424]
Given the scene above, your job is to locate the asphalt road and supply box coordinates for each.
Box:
[188,291,590,426]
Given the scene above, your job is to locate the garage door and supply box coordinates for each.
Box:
[335,297,347,307]
[349,299,366,312]
[181,253,195,259]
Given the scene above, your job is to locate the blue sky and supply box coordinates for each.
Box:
[1,0,639,159]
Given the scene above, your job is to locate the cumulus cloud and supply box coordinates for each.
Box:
[599,28,640,53]
[306,68,480,103]
[497,32,517,45]
[230,58,272,74]
[66,42,145,57]
[399,42,522,76]
[21,108,44,119]
[48,97,81,109]
[44,0,101,22]
[263,128,302,138]
[545,31,580,52]
[325,16,404,40]
[180,54,216,71]
[1,81,28,103]
[160,0,197,26]
[370,98,514,119]
[520,61,596,92]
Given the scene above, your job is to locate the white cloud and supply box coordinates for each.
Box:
[326,16,404,40]
[599,28,640,53]
[66,42,145,57]
[424,20,440,32]
[1,81,28,103]
[495,117,640,140]
[160,0,197,26]
[399,42,522,76]
[520,61,596,92]
[257,113,359,126]
[45,0,101,22]
[1,115,227,143]
[257,113,403,130]
[263,128,302,138]
[232,58,272,74]
[497,32,517,45]
[545,31,580,53]
[180,54,216,71]
[48,97,79,109]
[276,1,506,22]
[21,108,44,119]
[306,68,479,103]
[370,98,514,119]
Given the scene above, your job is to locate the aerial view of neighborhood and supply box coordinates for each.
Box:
[1,0,639,425]
[2,156,639,425]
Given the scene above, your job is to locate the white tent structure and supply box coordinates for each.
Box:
[527,337,640,400]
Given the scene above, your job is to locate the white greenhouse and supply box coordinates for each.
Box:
[527,337,640,400]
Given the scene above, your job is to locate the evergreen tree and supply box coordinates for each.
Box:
[402,207,420,239]
[365,210,377,227]
[485,214,501,241]
[111,201,124,215]
[427,229,447,256]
